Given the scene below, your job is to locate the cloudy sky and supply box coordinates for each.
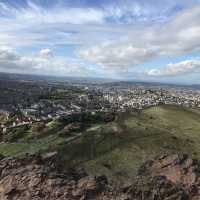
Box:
[0,0,200,83]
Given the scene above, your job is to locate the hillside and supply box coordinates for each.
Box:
[1,105,200,186]
[58,105,200,185]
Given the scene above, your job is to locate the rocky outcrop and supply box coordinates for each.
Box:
[0,152,119,200]
[128,154,200,200]
[1,153,200,199]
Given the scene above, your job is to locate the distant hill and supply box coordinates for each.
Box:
[0,72,200,89]
[0,72,115,84]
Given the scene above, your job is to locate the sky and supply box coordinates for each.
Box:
[0,0,200,84]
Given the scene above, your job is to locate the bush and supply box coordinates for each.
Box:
[4,126,28,142]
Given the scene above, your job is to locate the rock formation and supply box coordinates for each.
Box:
[0,153,200,199]
[130,154,200,199]
[0,152,117,200]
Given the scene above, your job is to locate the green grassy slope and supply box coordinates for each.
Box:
[59,105,200,186]
[1,105,200,186]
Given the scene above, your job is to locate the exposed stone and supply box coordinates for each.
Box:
[1,153,200,199]
[129,154,200,199]
[0,152,117,200]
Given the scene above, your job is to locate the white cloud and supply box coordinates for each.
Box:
[0,1,200,79]
[78,5,200,74]
[0,1,109,48]
[0,0,192,49]
[0,48,91,77]
[0,1,106,25]
[79,43,157,71]
[0,47,18,60]
[39,49,53,58]
[147,59,200,76]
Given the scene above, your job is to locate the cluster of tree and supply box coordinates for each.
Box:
[60,112,116,125]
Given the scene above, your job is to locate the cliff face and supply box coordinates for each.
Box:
[0,153,200,200]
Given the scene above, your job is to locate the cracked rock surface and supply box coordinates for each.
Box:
[1,153,200,199]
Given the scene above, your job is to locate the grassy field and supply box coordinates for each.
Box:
[1,105,200,186]
[58,105,200,186]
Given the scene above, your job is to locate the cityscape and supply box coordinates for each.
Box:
[1,76,200,134]
[1,0,200,199]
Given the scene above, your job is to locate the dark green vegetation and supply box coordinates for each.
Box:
[0,112,115,155]
[1,105,200,185]
[39,86,87,100]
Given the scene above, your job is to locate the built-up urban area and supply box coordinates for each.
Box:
[1,78,200,134]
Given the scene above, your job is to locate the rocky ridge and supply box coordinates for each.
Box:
[0,153,200,199]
